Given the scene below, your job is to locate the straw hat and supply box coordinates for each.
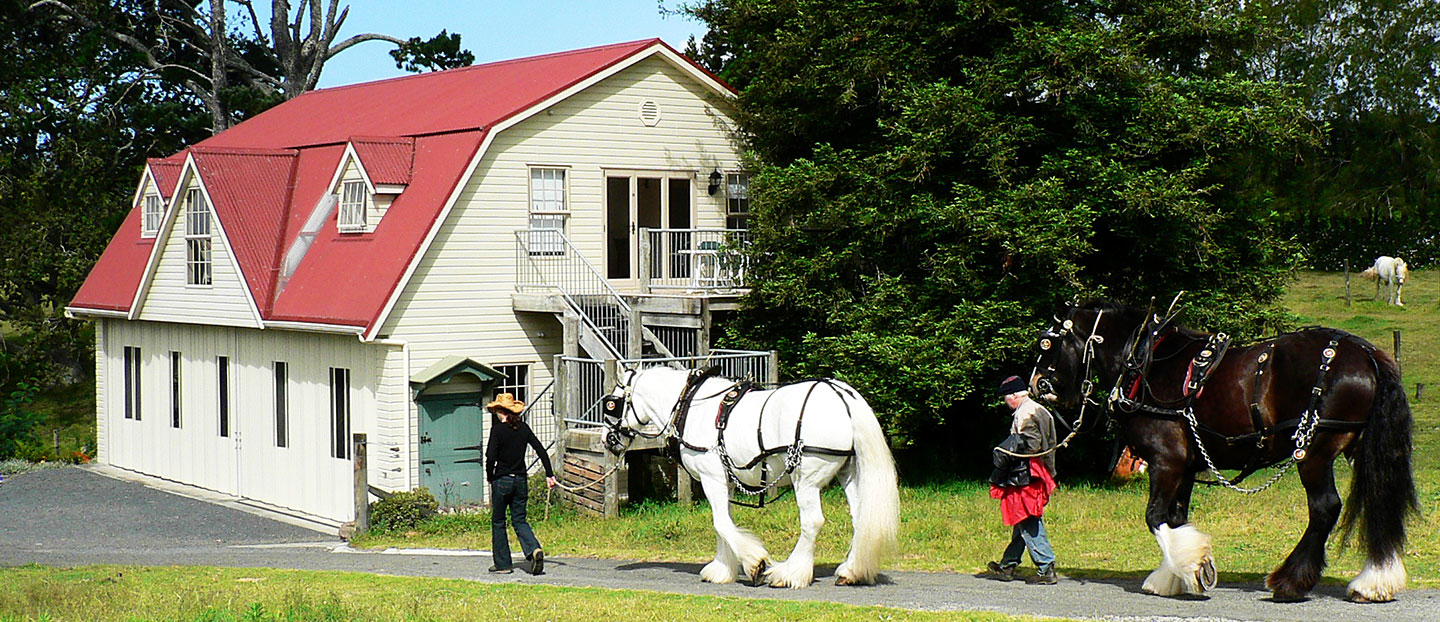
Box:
[485,392,525,415]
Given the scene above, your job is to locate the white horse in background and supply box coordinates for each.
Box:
[604,366,899,588]
[1361,256,1409,306]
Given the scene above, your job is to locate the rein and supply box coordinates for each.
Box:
[1011,308,1107,459]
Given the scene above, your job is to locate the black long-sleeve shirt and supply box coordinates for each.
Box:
[485,419,554,482]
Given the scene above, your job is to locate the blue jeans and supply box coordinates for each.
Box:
[490,475,541,570]
[1001,516,1055,572]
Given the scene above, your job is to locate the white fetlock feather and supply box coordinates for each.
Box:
[764,557,815,589]
[1348,554,1406,603]
[1144,524,1215,596]
[700,559,736,584]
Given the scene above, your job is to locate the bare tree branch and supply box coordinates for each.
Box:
[326,32,405,59]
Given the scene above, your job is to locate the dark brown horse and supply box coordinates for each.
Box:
[1030,301,1417,602]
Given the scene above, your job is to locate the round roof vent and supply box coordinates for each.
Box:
[639,100,661,126]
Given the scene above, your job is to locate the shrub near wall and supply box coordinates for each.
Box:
[369,488,439,531]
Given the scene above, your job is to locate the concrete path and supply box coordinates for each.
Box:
[2,466,1435,622]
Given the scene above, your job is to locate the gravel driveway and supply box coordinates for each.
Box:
[2,466,1435,622]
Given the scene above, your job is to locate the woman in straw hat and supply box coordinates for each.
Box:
[484,392,556,574]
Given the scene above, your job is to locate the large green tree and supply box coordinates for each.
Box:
[687,1,1314,459]
[1245,0,1440,267]
[1,0,209,386]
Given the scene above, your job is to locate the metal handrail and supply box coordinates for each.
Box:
[515,229,631,358]
[645,228,751,291]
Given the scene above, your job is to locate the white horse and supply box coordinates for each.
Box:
[1361,256,1409,306]
[604,366,899,588]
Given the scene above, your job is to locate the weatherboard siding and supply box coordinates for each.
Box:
[380,56,740,370]
[94,322,107,462]
[97,320,401,524]
[135,179,258,327]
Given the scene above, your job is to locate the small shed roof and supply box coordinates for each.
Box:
[410,356,506,397]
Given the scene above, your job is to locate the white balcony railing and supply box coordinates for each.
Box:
[642,228,751,292]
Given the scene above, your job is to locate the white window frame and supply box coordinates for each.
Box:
[184,188,212,286]
[123,346,142,421]
[142,194,164,237]
[217,355,231,438]
[338,180,368,233]
[726,173,751,231]
[330,367,351,459]
[492,363,532,404]
[274,361,289,448]
[170,351,182,429]
[528,168,568,256]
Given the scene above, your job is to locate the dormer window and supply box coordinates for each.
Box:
[184,188,212,286]
[142,194,163,237]
[339,181,368,232]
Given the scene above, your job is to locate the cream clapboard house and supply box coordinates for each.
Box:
[66,40,753,527]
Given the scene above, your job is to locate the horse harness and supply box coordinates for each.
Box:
[1109,321,1368,490]
[627,367,858,507]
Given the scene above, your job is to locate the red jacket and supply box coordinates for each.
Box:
[990,458,1057,526]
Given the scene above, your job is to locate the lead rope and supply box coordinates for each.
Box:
[999,309,1106,459]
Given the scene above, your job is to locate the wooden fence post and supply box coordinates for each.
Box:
[353,432,369,535]
[1417,383,1425,403]
[1344,260,1351,306]
[1393,330,1402,376]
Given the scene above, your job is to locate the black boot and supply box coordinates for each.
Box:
[1026,565,1058,585]
[984,561,1017,581]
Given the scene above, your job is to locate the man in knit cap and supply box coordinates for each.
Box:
[983,375,1060,584]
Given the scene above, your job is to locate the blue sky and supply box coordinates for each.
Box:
[289,1,709,88]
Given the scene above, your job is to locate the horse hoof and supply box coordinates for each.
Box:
[748,560,768,585]
[835,575,855,586]
[1198,558,1217,591]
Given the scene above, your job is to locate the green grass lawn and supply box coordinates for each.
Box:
[0,565,1065,622]
[358,270,1440,588]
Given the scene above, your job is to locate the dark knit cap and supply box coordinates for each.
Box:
[998,375,1028,396]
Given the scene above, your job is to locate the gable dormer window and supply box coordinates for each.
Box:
[184,188,212,286]
[142,194,163,237]
[339,181,368,232]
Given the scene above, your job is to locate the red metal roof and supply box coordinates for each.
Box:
[190,147,299,313]
[71,39,720,332]
[350,137,414,186]
[147,159,183,199]
[200,39,663,150]
[70,206,154,312]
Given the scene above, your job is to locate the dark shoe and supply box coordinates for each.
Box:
[530,549,545,575]
[488,565,513,574]
[984,561,1017,581]
[1026,567,1058,585]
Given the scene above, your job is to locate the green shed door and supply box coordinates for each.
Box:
[418,394,488,507]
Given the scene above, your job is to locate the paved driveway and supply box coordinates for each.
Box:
[2,466,1436,622]
[0,466,322,555]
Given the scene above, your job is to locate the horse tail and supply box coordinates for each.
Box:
[1341,350,1418,601]
[843,391,900,584]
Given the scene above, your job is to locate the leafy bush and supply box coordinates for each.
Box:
[0,381,42,459]
[369,487,439,531]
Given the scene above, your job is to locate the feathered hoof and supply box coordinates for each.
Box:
[745,558,769,586]
[1347,591,1395,604]
[699,560,736,584]
[763,559,814,589]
